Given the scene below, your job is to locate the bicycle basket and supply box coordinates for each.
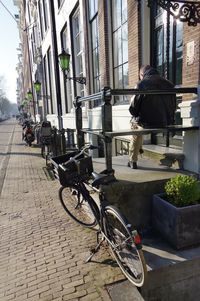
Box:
[51,151,93,186]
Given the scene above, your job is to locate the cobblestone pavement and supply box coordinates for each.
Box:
[0,124,125,301]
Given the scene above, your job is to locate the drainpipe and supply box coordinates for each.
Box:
[48,1,63,130]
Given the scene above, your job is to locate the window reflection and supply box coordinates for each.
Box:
[153,6,183,85]
[88,0,100,106]
[112,0,128,104]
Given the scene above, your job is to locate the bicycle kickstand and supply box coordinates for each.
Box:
[85,231,104,263]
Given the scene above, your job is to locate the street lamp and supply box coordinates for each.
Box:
[58,49,86,85]
[27,89,33,100]
[33,80,50,121]
[33,80,51,99]
[34,80,42,94]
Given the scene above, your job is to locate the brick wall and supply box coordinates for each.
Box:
[98,0,110,88]
[128,0,140,88]
[182,23,200,100]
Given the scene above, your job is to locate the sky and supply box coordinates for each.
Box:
[0,0,19,103]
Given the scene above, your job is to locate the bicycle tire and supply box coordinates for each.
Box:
[59,185,99,228]
[103,205,147,287]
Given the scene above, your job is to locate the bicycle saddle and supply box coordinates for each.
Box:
[91,172,116,187]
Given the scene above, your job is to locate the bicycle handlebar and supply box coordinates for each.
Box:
[59,144,98,171]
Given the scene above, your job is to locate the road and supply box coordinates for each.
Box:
[0,118,16,194]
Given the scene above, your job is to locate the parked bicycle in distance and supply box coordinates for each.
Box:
[51,145,147,287]
[22,119,35,146]
[40,121,53,166]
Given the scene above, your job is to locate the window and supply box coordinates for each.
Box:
[58,0,62,9]
[47,48,55,113]
[38,1,44,40]
[151,4,183,85]
[61,25,73,113]
[43,0,49,31]
[44,48,55,114]
[88,0,100,106]
[38,0,49,40]
[43,55,49,114]
[72,8,85,97]
[112,0,128,104]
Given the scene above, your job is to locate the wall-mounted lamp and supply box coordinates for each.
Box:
[34,80,42,94]
[27,90,33,100]
[22,98,28,106]
[58,49,86,85]
[33,80,51,99]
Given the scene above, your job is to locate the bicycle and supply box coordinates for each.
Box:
[41,136,53,166]
[51,145,147,287]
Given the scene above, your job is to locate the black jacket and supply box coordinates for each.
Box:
[129,68,176,127]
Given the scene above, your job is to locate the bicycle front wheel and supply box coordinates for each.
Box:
[59,186,98,228]
[103,205,147,287]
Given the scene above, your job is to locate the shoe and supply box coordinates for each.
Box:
[132,162,138,169]
[127,161,131,168]
[127,161,138,169]
[139,149,144,155]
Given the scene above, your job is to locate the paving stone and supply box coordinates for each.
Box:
[0,122,126,300]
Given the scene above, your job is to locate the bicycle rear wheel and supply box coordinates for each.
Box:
[103,205,147,287]
[59,186,98,228]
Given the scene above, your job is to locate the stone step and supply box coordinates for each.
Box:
[107,233,200,301]
[155,133,183,148]
[142,144,184,169]
[92,155,196,229]
[92,156,200,300]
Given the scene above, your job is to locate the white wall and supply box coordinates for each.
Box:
[179,99,200,174]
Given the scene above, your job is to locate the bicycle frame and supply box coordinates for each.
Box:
[75,179,124,250]
[57,145,147,286]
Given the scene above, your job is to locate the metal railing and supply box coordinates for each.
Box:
[74,86,199,174]
[34,124,76,157]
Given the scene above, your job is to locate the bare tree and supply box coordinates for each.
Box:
[0,75,16,116]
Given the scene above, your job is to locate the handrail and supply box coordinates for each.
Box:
[76,92,102,104]
[108,87,198,96]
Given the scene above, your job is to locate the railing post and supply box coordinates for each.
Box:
[66,128,75,148]
[51,127,58,156]
[60,128,66,154]
[101,87,113,174]
[74,96,84,150]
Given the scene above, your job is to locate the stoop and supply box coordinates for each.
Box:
[92,154,194,229]
[92,155,200,300]
[106,234,200,301]
[51,153,194,300]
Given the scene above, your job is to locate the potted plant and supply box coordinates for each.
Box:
[152,174,200,249]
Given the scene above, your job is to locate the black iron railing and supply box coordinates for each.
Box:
[73,86,199,174]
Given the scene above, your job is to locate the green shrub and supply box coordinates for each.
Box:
[165,175,200,207]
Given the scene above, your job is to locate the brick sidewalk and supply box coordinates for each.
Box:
[0,124,124,301]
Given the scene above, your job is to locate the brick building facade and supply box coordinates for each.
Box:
[15,0,200,172]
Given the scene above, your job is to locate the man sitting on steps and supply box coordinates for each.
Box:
[128,65,176,169]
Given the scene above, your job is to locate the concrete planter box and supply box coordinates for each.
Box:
[152,193,200,249]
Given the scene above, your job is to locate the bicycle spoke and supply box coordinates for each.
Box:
[59,186,98,228]
[103,206,146,287]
